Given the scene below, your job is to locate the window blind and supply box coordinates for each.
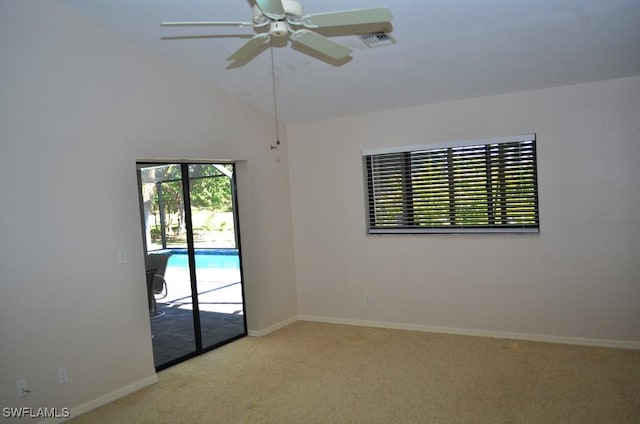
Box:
[363,134,539,234]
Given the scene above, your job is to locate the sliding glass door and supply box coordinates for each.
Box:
[137,162,246,370]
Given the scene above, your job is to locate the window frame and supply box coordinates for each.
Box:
[362,134,540,235]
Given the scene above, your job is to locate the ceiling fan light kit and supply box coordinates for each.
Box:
[161,0,393,65]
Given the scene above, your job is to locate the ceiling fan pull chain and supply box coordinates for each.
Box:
[270,38,281,150]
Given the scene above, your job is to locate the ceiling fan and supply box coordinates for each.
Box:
[161,0,393,66]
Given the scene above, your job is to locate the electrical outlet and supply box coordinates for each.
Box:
[364,292,372,304]
[16,379,29,398]
[58,367,69,384]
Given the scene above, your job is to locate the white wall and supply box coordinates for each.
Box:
[288,76,640,344]
[0,0,297,417]
[1,0,638,418]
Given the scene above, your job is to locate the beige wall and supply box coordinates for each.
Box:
[288,76,640,343]
[0,0,297,415]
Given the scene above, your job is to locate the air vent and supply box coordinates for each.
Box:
[359,32,395,48]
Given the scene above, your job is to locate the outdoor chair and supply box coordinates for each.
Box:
[145,252,171,318]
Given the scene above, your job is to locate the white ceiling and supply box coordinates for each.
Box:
[58,0,640,123]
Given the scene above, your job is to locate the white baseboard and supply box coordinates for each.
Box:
[41,374,159,423]
[298,315,640,350]
[248,315,298,337]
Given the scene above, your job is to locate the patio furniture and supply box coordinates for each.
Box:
[145,253,171,318]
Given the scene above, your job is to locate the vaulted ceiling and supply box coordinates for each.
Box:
[58,0,640,123]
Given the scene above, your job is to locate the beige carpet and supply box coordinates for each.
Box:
[69,321,640,423]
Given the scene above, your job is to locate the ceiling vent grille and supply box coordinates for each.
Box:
[359,32,395,48]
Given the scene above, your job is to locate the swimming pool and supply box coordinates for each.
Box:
[152,248,240,270]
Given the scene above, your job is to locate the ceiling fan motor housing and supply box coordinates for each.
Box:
[252,0,304,22]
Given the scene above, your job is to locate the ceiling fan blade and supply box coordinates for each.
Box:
[161,34,254,41]
[255,0,285,20]
[302,7,393,28]
[226,33,271,62]
[161,21,253,27]
[290,30,352,60]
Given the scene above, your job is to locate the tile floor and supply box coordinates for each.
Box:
[150,304,245,367]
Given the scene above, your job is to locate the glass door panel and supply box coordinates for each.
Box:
[187,164,246,349]
[139,164,197,367]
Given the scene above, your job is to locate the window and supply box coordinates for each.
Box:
[363,134,539,234]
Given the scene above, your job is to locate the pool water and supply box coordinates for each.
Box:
[153,248,240,270]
